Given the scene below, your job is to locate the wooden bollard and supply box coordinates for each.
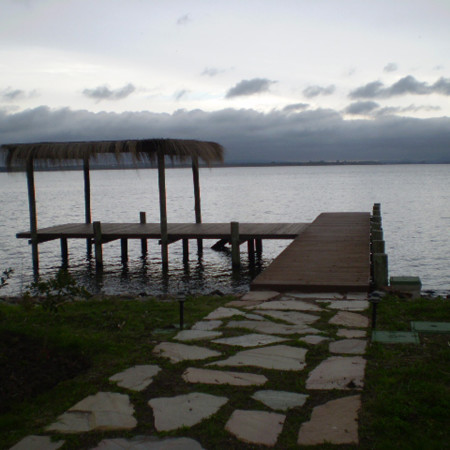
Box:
[93,221,103,268]
[140,212,147,256]
[121,238,128,263]
[373,253,388,289]
[60,238,68,267]
[231,222,240,267]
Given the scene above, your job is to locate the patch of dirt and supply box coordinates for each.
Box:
[0,330,90,413]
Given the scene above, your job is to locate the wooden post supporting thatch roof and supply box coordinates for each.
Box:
[1,139,224,274]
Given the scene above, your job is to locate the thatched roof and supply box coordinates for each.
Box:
[1,139,224,169]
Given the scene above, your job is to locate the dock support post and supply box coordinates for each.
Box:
[231,222,240,268]
[255,238,263,255]
[247,239,255,263]
[93,221,103,268]
[121,239,128,263]
[157,150,169,270]
[60,238,68,267]
[192,156,203,254]
[183,239,189,263]
[373,253,388,289]
[26,157,39,277]
[83,157,92,255]
[140,211,147,256]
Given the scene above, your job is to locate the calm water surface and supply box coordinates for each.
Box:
[0,165,449,296]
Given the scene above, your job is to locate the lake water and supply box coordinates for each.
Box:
[0,164,449,297]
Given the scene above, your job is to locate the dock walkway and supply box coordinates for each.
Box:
[251,212,371,293]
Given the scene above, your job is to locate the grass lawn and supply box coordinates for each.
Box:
[0,294,449,449]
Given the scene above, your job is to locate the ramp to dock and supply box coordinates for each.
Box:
[251,212,371,293]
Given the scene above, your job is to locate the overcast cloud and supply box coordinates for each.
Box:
[82,84,136,101]
[383,63,398,73]
[226,79,275,98]
[1,106,449,163]
[350,76,450,99]
[303,85,336,98]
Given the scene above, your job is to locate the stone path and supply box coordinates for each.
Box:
[11,290,370,449]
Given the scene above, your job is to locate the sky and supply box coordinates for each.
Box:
[1,0,449,163]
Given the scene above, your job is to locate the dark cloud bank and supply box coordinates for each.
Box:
[1,106,449,163]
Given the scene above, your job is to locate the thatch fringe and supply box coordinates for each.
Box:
[1,139,224,169]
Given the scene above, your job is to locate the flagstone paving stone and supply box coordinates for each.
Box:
[287,292,344,300]
[109,365,161,391]
[9,435,65,450]
[252,390,309,411]
[225,300,264,308]
[204,307,244,320]
[241,291,280,301]
[337,329,367,338]
[297,395,361,445]
[182,367,268,386]
[212,333,287,347]
[252,299,323,312]
[306,356,366,390]
[191,320,222,331]
[319,300,369,311]
[329,339,367,354]
[226,320,319,335]
[46,392,136,433]
[329,311,369,328]
[299,335,329,345]
[148,392,228,431]
[152,342,220,363]
[173,330,222,341]
[209,345,308,371]
[92,436,205,449]
[259,309,319,324]
[225,409,286,446]
[344,292,369,300]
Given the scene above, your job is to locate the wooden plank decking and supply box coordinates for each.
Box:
[17,222,309,241]
[251,212,371,293]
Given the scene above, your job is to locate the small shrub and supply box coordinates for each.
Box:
[25,269,90,312]
[0,268,13,289]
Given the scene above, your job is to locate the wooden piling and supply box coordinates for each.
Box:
[192,156,203,254]
[26,157,39,276]
[231,222,240,267]
[372,240,385,254]
[247,239,255,263]
[373,253,388,289]
[255,238,263,254]
[121,238,128,262]
[83,157,92,254]
[139,211,147,256]
[93,221,103,268]
[60,238,68,267]
[183,239,189,263]
[157,150,169,270]
[371,229,383,241]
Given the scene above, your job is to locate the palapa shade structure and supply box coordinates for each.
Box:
[1,138,224,273]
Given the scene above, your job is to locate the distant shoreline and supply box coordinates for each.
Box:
[1,160,449,172]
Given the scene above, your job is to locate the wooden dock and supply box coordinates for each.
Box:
[17,222,309,241]
[251,212,371,293]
